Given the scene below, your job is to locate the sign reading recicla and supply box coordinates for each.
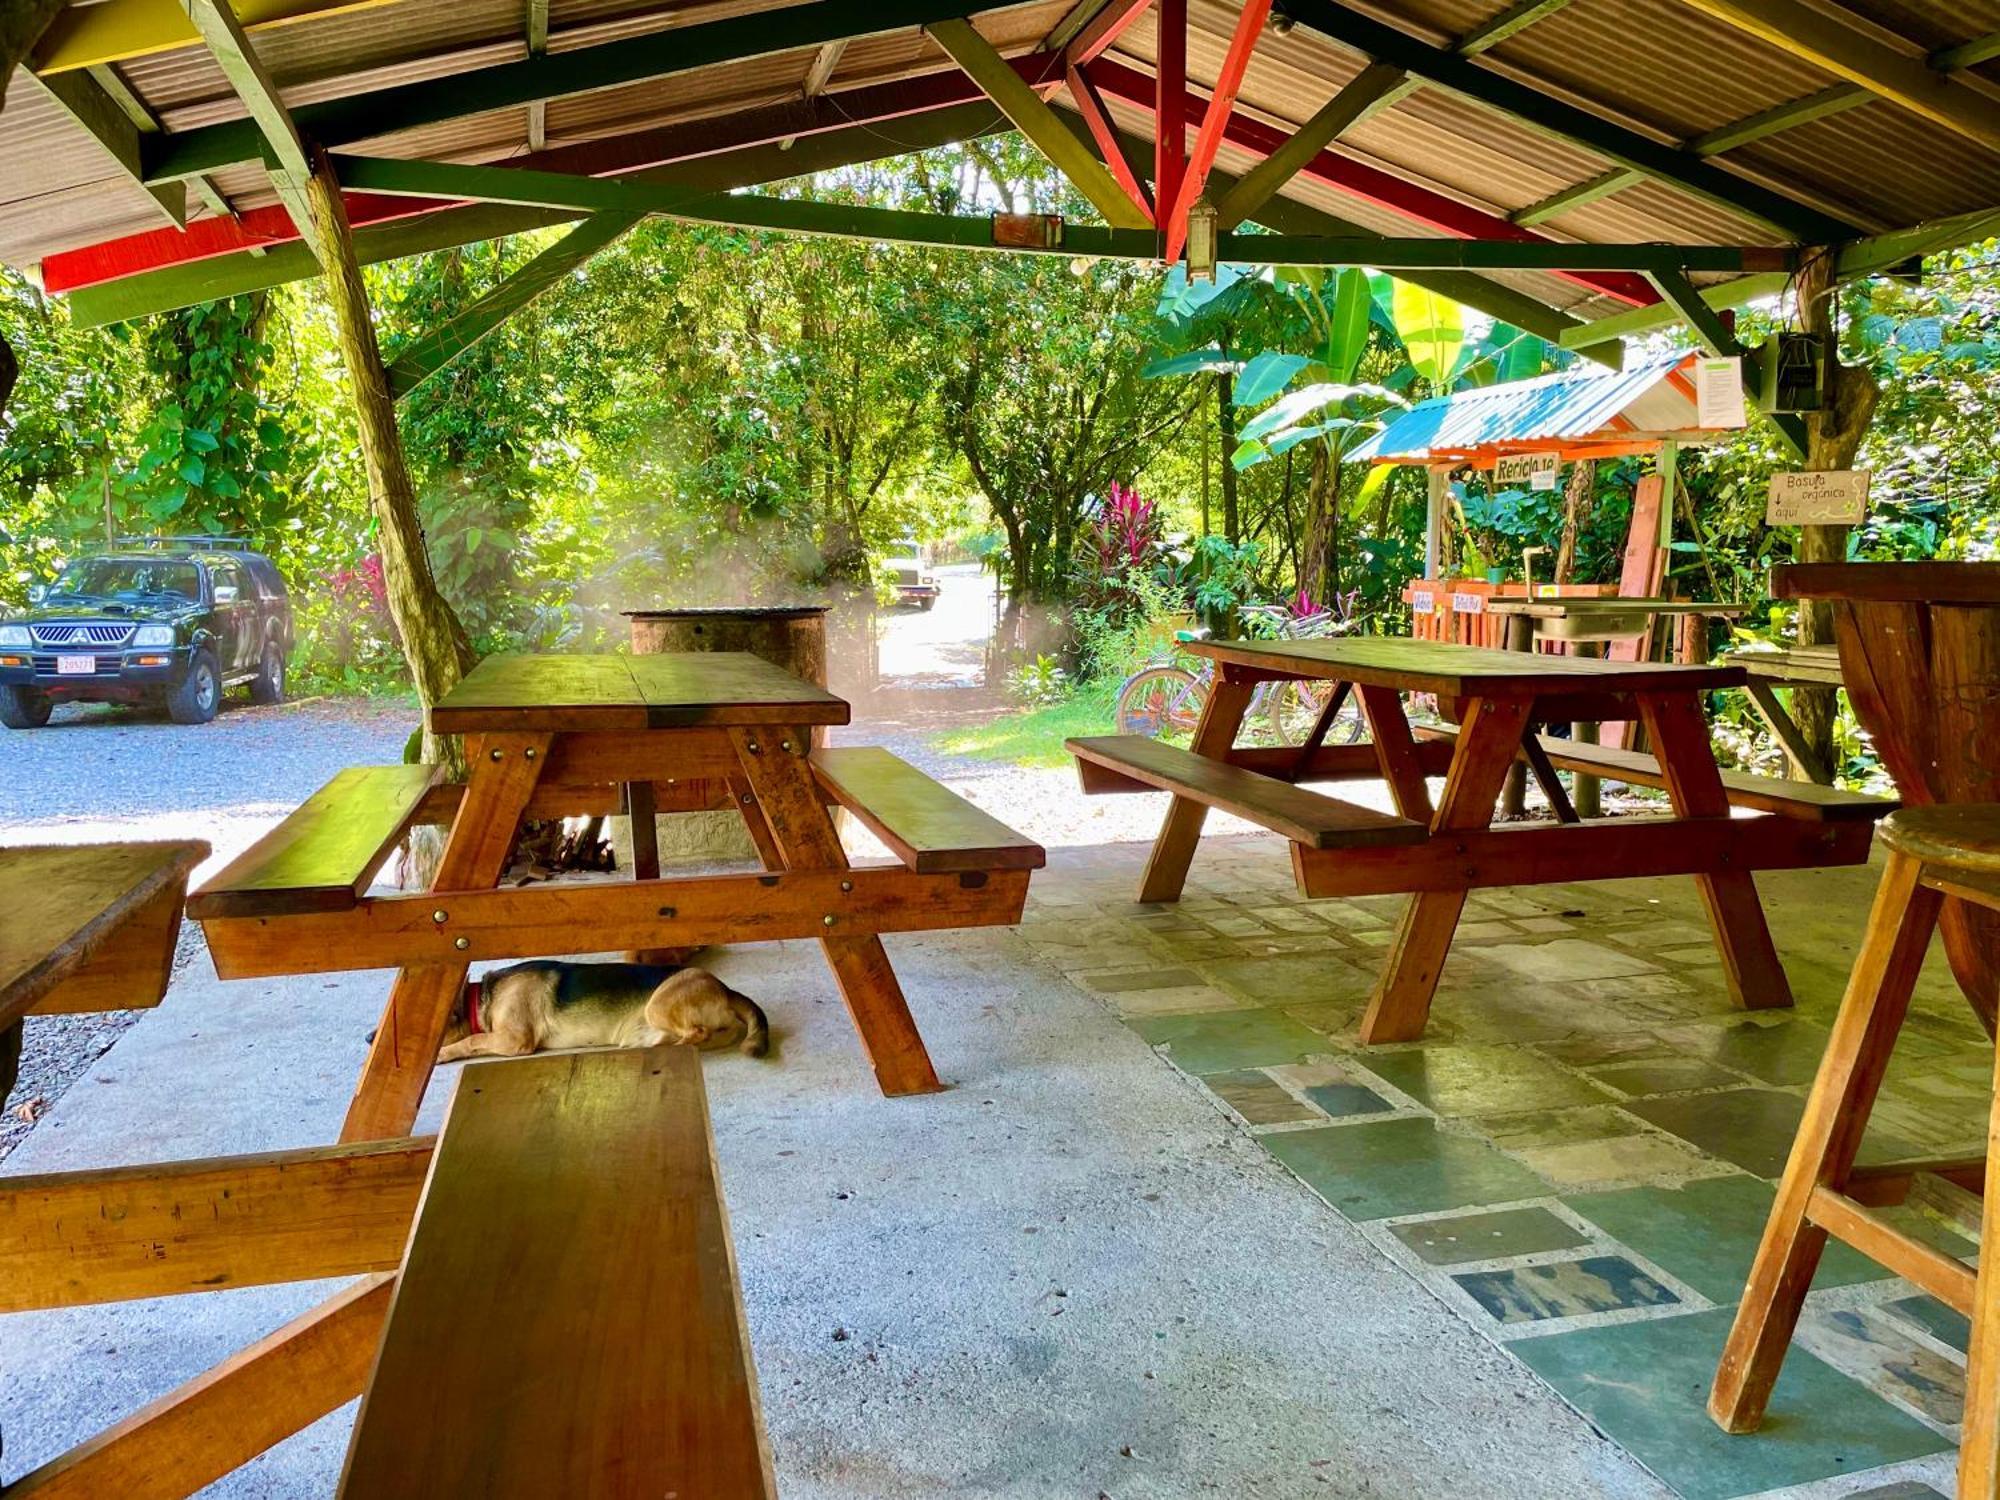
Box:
[1767,470,1870,526]
[1494,453,1560,491]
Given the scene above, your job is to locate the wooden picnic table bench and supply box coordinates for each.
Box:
[0,840,208,1102]
[1735,643,1846,785]
[340,1044,772,1498]
[186,652,1044,1135]
[0,1048,768,1499]
[1070,636,1893,1044]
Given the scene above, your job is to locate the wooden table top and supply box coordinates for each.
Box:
[1486,597,1748,619]
[1189,635,1745,696]
[429,651,850,734]
[1773,562,2000,606]
[0,841,208,1023]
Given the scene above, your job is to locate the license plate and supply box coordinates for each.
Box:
[56,654,97,675]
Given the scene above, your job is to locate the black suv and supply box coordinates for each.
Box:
[0,540,293,728]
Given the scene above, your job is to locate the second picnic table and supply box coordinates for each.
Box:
[1070,636,1891,1043]
[187,650,1043,1135]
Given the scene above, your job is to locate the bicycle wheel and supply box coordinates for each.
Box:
[1263,680,1367,747]
[1117,666,1206,740]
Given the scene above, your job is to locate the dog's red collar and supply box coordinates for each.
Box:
[464,979,484,1036]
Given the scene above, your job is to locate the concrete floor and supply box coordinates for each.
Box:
[0,852,1669,1498]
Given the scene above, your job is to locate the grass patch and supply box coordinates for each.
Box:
[930,685,1120,768]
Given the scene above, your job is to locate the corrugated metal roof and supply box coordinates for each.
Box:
[1350,352,1700,462]
[6,0,2000,321]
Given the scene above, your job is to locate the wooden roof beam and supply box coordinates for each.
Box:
[1162,0,1272,261]
[1272,0,1862,241]
[18,66,188,228]
[1213,61,1406,231]
[926,17,1152,229]
[1056,0,1151,64]
[181,0,319,258]
[143,0,985,184]
[525,0,549,152]
[1679,0,2000,154]
[1065,62,1153,220]
[32,0,393,75]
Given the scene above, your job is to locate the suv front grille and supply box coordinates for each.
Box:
[29,623,134,648]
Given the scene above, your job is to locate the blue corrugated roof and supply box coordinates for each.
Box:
[1349,353,1696,464]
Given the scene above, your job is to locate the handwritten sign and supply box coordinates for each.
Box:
[1495,453,1560,491]
[1696,356,1748,429]
[1451,592,1486,615]
[1767,470,1870,526]
[1409,590,1436,615]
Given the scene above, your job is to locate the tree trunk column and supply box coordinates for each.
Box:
[302,145,474,772]
[623,606,833,869]
[1791,250,1880,777]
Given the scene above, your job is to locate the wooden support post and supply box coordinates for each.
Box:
[1424,465,1449,578]
[1155,0,1186,231]
[301,145,475,765]
[4,1274,395,1500]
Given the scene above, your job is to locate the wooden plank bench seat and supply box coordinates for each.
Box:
[1416,724,1894,822]
[338,1044,773,1498]
[1067,734,1427,849]
[812,746,1045,872]
[187,765,442,919]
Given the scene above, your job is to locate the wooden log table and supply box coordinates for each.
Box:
[1773,562,2000,1032]
[1071,637,1886,1043]
[0,841,208,1100]
[188,652,1042,1137]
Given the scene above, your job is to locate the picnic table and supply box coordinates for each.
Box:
[187,651,1044,1135]
[1070,636,1891,1043]
[0,840,208,1100]
[1773,561,2000,1030]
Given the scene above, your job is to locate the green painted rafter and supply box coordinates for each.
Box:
[21,67,187,227]
[1271,0,1859,240]
[333,152,1786,277]
[1098,123,1619,365]
[926,18,1151,229]
[182,0,317,253]
[388,211,642,399]
[1455,0,1577,57]
[1644,266,1805,459]
[1680,0,2000,154]
[144,0,984,185]
[70,101,1012,327]
[1213,62,1407,230]
[1515,32,2000,228]
[83,63,237,220]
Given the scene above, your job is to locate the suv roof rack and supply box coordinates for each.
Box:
[87,535,249,553]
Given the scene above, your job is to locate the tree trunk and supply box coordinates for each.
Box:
[1791,252,1881,776]
[302,146,475,773]
[1215,370,1240,544]
[1553,460,1596,584]
[1300,442,1340,604]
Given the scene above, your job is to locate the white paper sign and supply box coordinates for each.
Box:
[1767,470,1870,526]
[1451,592,1486,615]
[1409,590,1435,615]
[1495,453,1560,491]
[1696,356,1748,429]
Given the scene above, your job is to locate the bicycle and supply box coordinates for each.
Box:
[1114,599,1368,748]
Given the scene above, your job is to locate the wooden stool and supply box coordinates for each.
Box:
[1709,804,2000,1489]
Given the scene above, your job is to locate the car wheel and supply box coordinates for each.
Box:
[167,651,221,725]
[249,640,287,705]
[0,685,52,729]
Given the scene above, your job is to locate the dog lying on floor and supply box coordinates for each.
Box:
[433,960,770,1063]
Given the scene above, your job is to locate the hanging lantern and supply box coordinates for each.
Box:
[1185,194,1219,283]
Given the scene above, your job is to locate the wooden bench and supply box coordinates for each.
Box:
[812,746,1044,873]
[187,765,441,919]
[1067,734,1427,849]
[1417,723,1894,822]
[338,1044,774,1498]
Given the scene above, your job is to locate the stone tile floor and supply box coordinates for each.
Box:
[1025,833,1992,1499]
